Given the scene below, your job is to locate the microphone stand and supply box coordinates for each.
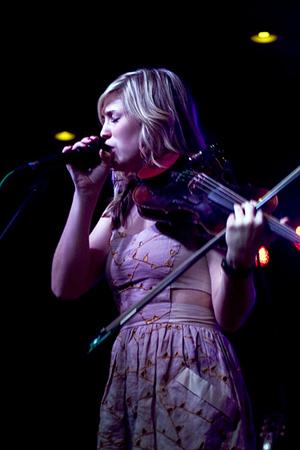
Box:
[0,177,48,241]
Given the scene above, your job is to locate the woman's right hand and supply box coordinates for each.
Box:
[62,135,113,197]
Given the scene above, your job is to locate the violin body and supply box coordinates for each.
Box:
[133,168,228,235]
[133,159,300,244]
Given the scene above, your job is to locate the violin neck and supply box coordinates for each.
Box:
[255,167,300,243]
[191,170,300,244]
[263,213,300,243]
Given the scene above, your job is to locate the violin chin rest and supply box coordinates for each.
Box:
[137,153,180,179]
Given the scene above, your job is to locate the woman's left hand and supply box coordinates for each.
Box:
[225,201,265,268]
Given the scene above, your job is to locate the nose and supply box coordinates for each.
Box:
[100,121,111,139]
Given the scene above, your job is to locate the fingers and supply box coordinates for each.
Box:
[99,148,112,164]
[61,135,113,173]
[62,135,100,154]
[280,216,289,225]
[232,201,263,225]
[62,145,72,154]
[225,201,266,266]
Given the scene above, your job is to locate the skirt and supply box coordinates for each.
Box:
[97,303,256,449]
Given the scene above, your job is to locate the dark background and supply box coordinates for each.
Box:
[2,3,299,449]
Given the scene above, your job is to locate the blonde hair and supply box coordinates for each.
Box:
[98,68,207,227]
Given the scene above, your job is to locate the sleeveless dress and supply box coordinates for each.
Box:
[97,224,256,449]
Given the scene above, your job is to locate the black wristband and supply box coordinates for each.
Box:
[221,258,254,278]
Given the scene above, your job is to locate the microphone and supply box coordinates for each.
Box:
[15,138,107,172]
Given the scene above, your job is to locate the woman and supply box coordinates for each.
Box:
[51,68,265,449]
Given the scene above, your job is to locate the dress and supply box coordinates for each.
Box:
[97,224,256,449]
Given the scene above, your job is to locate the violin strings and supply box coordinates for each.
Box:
[266,215,300,241]
[182,170,299,243]
[184,170,246,204]
[197,173,299,242]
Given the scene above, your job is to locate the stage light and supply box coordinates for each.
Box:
[54,131,76,141]
[250,31,279,44]
[256,246,270,267]
[294,226,300,251]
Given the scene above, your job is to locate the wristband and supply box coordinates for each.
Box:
[221,258,254,278]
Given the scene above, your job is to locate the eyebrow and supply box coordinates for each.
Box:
[103,105,123,117]
[105,109,117,116]
[100,101,124,122]
[101,109,117,122]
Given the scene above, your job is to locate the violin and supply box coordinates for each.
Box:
[89,152,299,353]
[133,150,300,245]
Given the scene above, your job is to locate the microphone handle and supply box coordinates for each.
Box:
[16,138,106,172]
[61,140,104,170]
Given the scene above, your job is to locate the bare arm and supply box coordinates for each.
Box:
[207,249,256,332]
[207,202,264,332]
[51,193,112,299]
[51,136,113,299]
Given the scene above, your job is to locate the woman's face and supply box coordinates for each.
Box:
[100,95,143,174]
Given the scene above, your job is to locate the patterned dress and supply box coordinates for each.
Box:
[97,224,256,449]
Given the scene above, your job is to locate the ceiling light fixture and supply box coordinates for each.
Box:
[54,131,76,141]
[250,31,279,44]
